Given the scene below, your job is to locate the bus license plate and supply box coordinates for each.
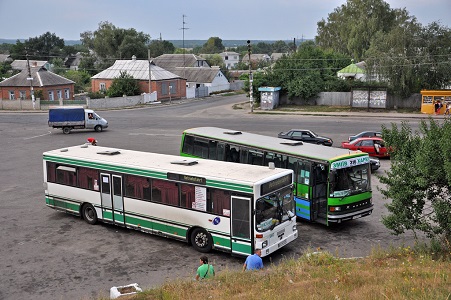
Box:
[353,214,362,220]
[278,239,287,248]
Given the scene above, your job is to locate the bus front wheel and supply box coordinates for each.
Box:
[82,204,97,225]
[190,228,212,253]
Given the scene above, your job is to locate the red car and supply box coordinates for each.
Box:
[341,137,389,158]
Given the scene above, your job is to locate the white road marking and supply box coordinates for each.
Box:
[23,131,52,140]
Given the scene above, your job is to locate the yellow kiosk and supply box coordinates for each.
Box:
[421,90,451,114]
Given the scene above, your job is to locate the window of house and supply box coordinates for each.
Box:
[64,89,70,99]
[161,82,168,95]
[225,56,229,60]
[19,91,26,100]
[99,83,106,92]
[9,91,15,100]
[57,90,62,100]
[48,91,54,101]
[169,82,176,94]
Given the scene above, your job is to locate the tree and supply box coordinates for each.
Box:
[26,32,65,61]
[379,119,451,245]
[148,40,175,57]
[63,70,92,93]
[80,21,150,63]
[203,54,224,68]
[316,0,397,60]
[201,37,225,54]
[265,41,348,100]
[106,71,141,97]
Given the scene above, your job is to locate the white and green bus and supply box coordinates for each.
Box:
[180,127,374,226]
[43,144,297,257]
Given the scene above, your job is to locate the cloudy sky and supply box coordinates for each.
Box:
[0,0,449,41]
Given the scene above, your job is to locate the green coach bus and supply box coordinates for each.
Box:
[180,127,373,226]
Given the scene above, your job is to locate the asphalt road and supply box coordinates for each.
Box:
[0,94,427,300]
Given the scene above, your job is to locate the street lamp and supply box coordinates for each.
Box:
[247,40,253,113]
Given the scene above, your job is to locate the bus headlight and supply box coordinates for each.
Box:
[329,206,341,212]
[293,225,297,232]
[262,240,268,248]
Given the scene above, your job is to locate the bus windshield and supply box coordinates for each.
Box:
[256,187,294,232]
[330,163,370,197]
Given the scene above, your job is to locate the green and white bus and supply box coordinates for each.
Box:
[180,127,373,226]
[43,144,297,257]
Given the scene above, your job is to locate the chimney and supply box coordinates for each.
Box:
[132,55,136,61]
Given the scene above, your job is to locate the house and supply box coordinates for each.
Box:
[64,52,83,71]
[91,55,186,100]
[270,53,287,62]
[0,66,75,100]
[152,54,210,72]
[171,66,230,94]
[0,54,12,63]
[241,54,271,65]
[11,60,51,72]
[337,61,367,81]
[219,52,240,69]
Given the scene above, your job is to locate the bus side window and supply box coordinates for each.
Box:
[47,162,56,183]
[209,140,217,160]
[182,135,194,155]
[249,150,264,165]
[298,160,311,186]
[240,148,248,164]
[193,138,209,159]
[217,142,225,161]
[209,188,231,216]
[264,152,275,166]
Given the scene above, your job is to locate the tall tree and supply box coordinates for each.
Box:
[201,37,224,54]
[80,21,150,64]
[316,0,397,60]
[380,119,451,245]
[148,40,175,57]
[10,32,65,61]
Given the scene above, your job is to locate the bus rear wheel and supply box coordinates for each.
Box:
[190,228,212,253]
[82,204,97,225]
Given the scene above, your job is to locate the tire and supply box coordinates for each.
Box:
[82,204,98,225]
[62,127,71,134]
[94,125,102,132]
[190,228,212,253]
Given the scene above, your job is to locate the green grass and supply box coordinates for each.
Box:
[102,246,451,300]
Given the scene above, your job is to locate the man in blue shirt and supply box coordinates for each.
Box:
[243,248,263,271]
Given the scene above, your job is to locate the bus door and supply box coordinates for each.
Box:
[100,173,125,226]
[230,196,252,256]
[312,164,328,224]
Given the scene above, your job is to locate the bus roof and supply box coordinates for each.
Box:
[43,145,293,186]
[183,127,366,162]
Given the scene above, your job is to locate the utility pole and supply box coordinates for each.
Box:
[26,52,35,109]
[180,14,189,79]
[148,49,152,94]
[247,40,253,113]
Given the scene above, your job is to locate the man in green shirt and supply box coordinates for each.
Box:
[196,256,215,280]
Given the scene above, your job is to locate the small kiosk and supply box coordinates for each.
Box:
[420,90,451,114]
[259,87,281,110]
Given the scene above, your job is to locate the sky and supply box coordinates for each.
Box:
[0,0,450,41]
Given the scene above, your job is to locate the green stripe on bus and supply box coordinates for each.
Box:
[231,241,252,255]
[103,211,113,221]
[207,179,253,193]
[212,235,231,249]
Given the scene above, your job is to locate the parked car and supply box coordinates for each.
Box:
[370,157,380,172]
[277,129,333,146]
[341,137,389,158]
[348,131,382,142]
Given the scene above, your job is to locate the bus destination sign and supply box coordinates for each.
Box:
[261,173,292,195]
[167,173,206,185]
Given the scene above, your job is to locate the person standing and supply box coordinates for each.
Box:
[445,103,450,116]
[243,248,263,271]
[195,256,215,280]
